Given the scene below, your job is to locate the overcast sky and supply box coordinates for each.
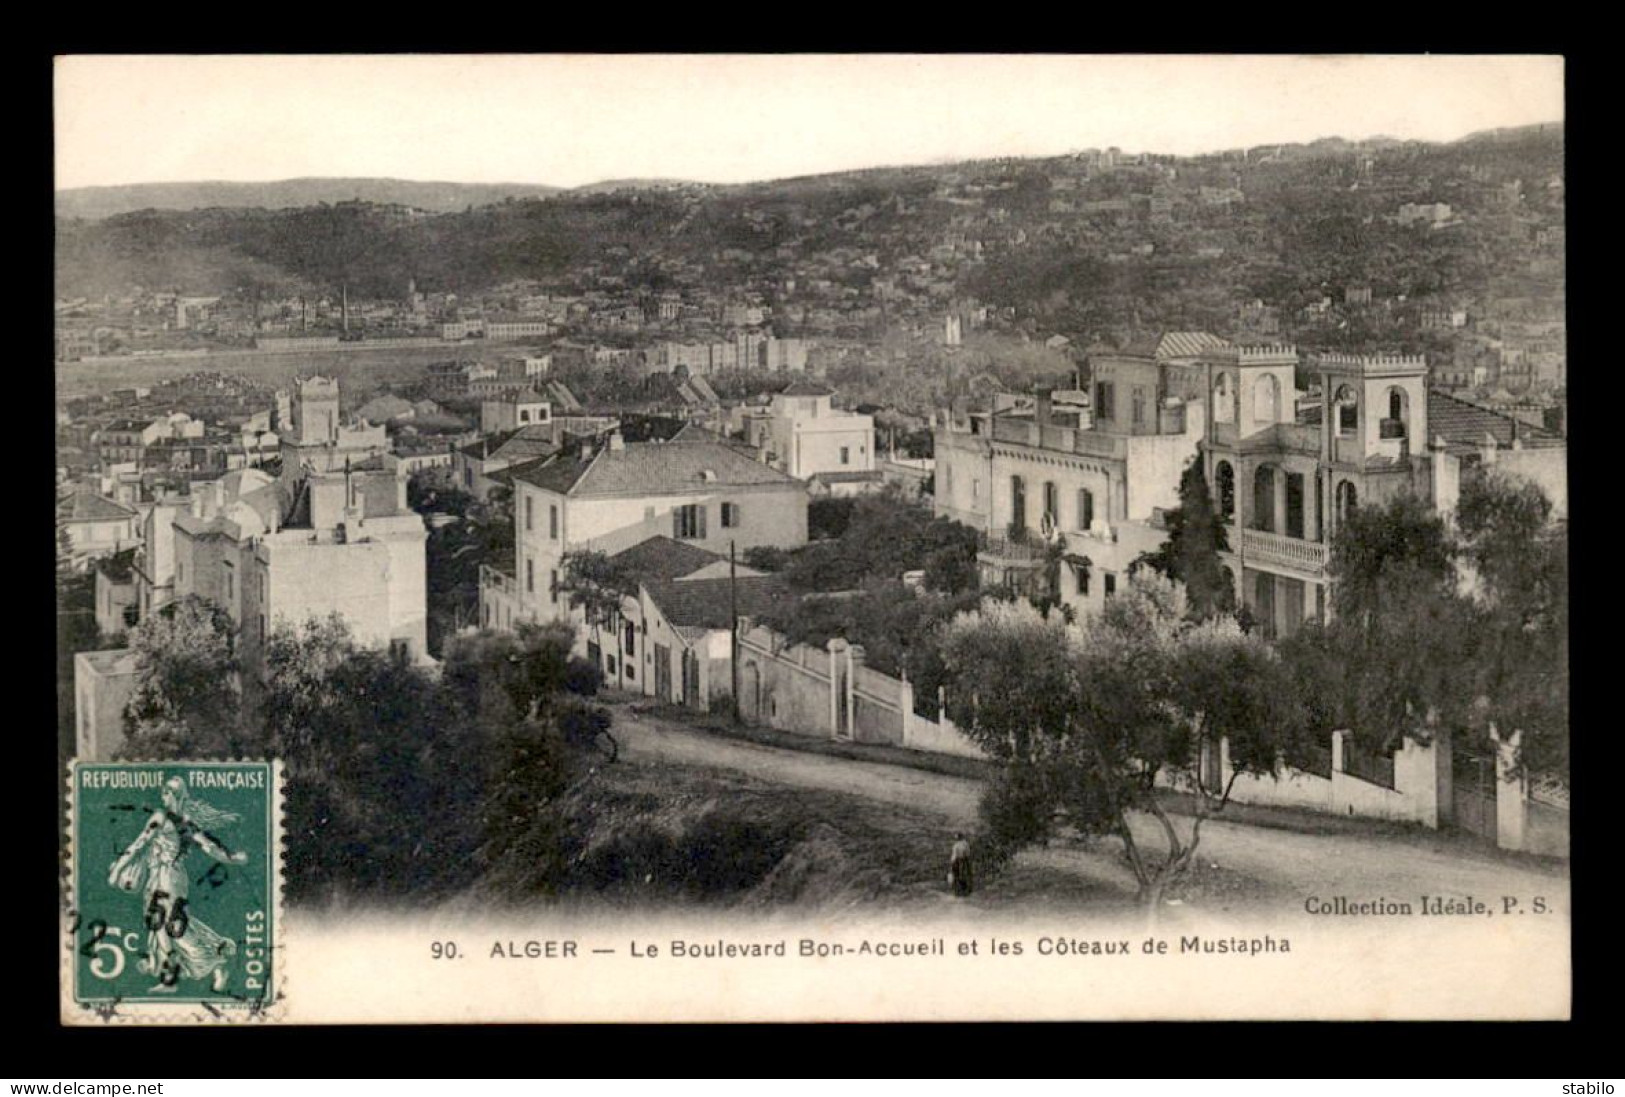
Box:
[54,55,1564,191]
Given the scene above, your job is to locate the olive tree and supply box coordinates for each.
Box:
[941,572,1306,909]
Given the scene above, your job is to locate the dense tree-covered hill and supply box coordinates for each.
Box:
[53,126,1563,321]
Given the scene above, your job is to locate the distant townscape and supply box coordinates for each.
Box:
[56,124,1567,918]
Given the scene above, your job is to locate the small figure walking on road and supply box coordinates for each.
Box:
[948,832,974,897]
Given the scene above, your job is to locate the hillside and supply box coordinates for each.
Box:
[52,125,1563,342]
[54,177,563,220]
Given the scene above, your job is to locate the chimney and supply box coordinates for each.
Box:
[608,431,625,452]
[579,440,594,461]
[1034,387,1053,428]
[341,284,350,334]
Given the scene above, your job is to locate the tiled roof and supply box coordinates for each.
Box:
[356,394,414,421]
[643,574,793,630]
[510,440,802,497]
[56,491,137,523]
[668,423,756,453]
[486,455,555,487]
[1110,331,1229,360]
[546,380,583,412]
[687,375,720,402]
[1426,391,1565,455]
[457,424,561,463]
[608,535,724,582]
[669,423,726,444]
[1158,331,1231,360]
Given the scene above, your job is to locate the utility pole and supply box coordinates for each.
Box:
[730,539,741,726]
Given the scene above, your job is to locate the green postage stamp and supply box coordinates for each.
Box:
[63,760,283,1023]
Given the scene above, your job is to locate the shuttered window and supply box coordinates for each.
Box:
[674,504,706,540]
[1077,489,1095,531]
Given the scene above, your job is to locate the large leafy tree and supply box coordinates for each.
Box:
[412,479,514,654]
[120,596,244,760]
[259,613,363,759]
[941,573,1305,909]
[278,646,480,900]
[556,550,639,628]
[440,621,602,729]
[1453,473,1568,779]
[1310,491,1478,754]
[278,620,606,903]
[1134,455,1235,620]
[784,485,980,594]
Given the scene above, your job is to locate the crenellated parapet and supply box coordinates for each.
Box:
[1311,352,1428,377]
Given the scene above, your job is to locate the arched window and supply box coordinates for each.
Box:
[1252,465,1277,533]
[1335,385,1359,435]
[1382,386,1409,440]
[1336,479,1359,521]
[1252,373,1280,425]
[1215,461,1236,521]
[1213,372,1234,424]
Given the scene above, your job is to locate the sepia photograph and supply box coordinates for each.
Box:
[53,53,1569,1024]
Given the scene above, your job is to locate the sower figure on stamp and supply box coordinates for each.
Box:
[109,777,249,994]
[948,832,974,897]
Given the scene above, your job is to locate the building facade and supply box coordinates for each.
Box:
[764,382,876,483]
[479,393,553,435]
[170,464,429,671]
[934,376,1205,620]
[481,435,808,631]
[1197,346,1456,638]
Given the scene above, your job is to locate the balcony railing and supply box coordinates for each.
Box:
[988,417,1130,459]
[977,533,1049,568]
[1231,526,1328,575]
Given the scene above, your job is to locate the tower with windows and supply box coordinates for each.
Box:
[1200,346,1440,639]
[289,375,340,446]
[1313,352,1430,545]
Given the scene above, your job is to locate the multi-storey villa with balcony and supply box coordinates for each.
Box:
[1196,345,1460,638]
[937,342,1560,640]
[933,347,1208,619]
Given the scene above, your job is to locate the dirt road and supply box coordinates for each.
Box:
[612,706,1570,915]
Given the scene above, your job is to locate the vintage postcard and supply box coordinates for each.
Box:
[55,54,1568,1023]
